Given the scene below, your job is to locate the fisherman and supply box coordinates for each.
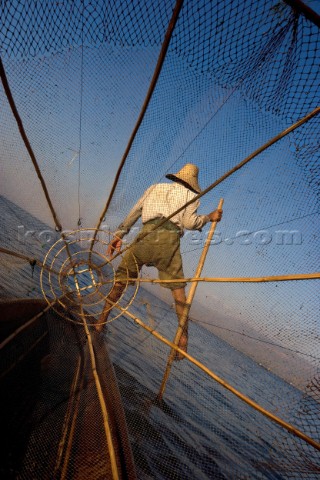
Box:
[95,163,222,359]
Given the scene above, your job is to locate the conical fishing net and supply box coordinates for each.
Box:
[0,1,319,478]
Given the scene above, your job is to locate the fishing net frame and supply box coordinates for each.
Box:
[1,0,320,478]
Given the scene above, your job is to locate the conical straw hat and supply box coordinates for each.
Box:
[166,163,201,193]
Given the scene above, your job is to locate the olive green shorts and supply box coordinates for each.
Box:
[115,219,187,290]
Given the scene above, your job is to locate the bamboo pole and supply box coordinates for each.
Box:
[108,300,320,453]
[0,58,62,232]
[0,300,56,350]
[131,311,320,451]
[0,57,77,274]
[0,246,60,275]
[284,0,320,28]
[125,272,320,283]
[89,0,185,258]
[157,198,224,400]
[76,297,120,480]
[58,357,83,479]
[0,332,48,380]
[102,106,320,269]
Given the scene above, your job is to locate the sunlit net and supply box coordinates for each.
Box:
[0,0,319,479]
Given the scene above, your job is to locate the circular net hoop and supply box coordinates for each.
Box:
[40,228,140,326]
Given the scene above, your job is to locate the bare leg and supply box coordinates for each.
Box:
[171,287,189,360]
[95,282,125,332]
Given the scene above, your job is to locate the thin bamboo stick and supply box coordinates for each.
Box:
[0,246,60,275]
[0,300,55,350]
[90,0,185,257]
[1,332,47,380]
[284,0,320,27]
[1,50,88,302]
[128,272,320,283]
[77,299,120,479]
[101,106,320,269]
[0,58,62,232]
[157,199,224,400]
[58,357,83,479]
[97,272,320,291]
[0,58,77,275]
[113,304,320,453]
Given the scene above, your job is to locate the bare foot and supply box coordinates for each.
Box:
[94,315,105,333]
[174,332,188,361]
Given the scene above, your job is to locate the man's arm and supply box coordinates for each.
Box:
[183,197,222,230]
[108,186,153,257]
[114,185,153,239]
[114,207,142,239]
[108,204,142,257]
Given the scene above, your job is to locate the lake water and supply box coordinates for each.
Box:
[1,195,319,479]
[103,289,319,479]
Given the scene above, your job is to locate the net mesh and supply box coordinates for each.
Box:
[0,0,319,478]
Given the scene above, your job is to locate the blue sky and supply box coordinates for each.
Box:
[1,0,319,366]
